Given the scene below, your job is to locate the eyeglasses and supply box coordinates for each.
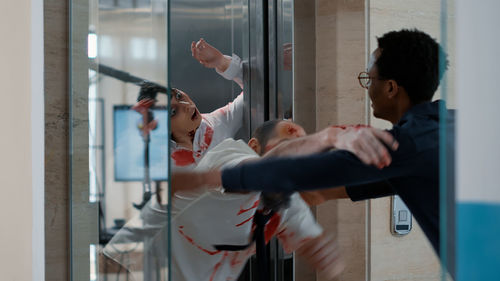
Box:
[357,71,385,89]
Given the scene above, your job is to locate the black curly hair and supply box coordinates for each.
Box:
[251,119,282,151]
[376,29,449,104]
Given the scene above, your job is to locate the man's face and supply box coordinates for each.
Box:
[367,48,392,120]
[170,89,202,139]
[262,121,306,154]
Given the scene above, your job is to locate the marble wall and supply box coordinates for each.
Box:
[44,0,70,280]
[294,1,368,280]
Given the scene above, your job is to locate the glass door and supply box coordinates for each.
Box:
[70,0,171,280]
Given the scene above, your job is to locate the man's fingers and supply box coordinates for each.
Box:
[357,136,381,166]
[359,132,391,167]
[309,242,337,267]
[316,245,341,270]
[319,258,345,280]
[351,141,373,166]
[196,38,207,50]
[195,38,203,49]
[300,235,345,279]
[297,235,329,257]
[371,128,398,150]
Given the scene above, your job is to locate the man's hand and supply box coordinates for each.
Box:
[191,38,230,73]
[320,125,399,169]
[296,234,345,280]
[300,191,327,206]
[300,187,349,206]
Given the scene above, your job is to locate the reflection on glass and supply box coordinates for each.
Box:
[90,244,98,281]
[277,0,293,120]
[75,0,299,280]
[439,0,456,280]
[84,0,170,280]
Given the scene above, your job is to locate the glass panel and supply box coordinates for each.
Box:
[70,0,171,280]
[71,0,298,280]
[277,0,294,120]
[439,1,456,280]
[456,0,500,281]
[452,1,500,280]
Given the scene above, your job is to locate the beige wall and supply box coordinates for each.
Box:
[294,1,369,280]
[0,1,35,281]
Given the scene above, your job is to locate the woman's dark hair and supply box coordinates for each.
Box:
[376,29,449,104]
[251,119,282,149]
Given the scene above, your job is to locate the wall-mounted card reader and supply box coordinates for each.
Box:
[391,195,412,235]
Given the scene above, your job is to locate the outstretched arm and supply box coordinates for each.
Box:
[266,125,397,205]
[264,125,398,168]
[191,38,231,73]
[171,127,398,194]
[191,38,243,88]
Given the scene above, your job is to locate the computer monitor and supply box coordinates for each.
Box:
[113,105,169,181]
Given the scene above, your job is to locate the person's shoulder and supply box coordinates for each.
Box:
[211,138,253,153]
[196,138,257,170]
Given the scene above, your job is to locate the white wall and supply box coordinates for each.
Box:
[0,1,44,280]
[456,0,500,204]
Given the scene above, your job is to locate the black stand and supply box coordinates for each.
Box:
[90,61,167,210]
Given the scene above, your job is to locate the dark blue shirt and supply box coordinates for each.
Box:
[221,100,455,256]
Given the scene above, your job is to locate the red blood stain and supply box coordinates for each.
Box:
[210,252,229,281]
[204,126,214,146]
[264,213,281,243]
[199,126,215,152]
[230,252,243,268]
[277,228,287,236]
[277,229,295,240]
[287,125,298,135]
[171,149,195,166]
[218,105,229,115]
[237,200,260,215]
[178,226,221,255]
[330,124,371,130]
[354,124,371,129]
[330,125,347,130]
[235,215,254,227]
[217,101,233,116]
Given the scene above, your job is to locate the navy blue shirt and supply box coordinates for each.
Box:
[221,100,455,256]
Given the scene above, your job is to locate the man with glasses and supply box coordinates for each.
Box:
[174,28,454,276]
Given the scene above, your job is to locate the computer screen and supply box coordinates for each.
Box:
[113,105,169,181]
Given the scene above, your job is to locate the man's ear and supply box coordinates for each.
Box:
[386,79,399,99]
[248,138,261,154]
